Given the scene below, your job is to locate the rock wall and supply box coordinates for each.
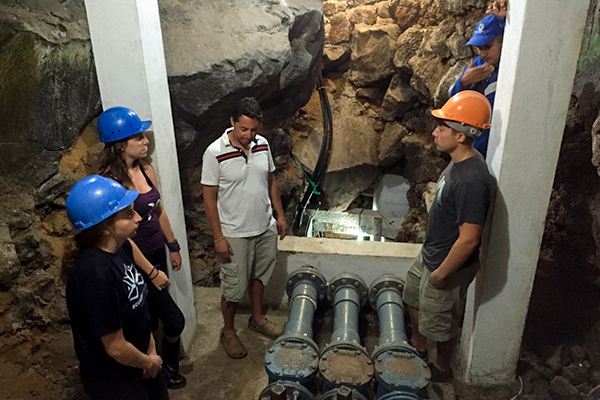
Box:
[0,0,323,397]
[291,0,485,239]
[0,1,99,397]
[161,0,324,284]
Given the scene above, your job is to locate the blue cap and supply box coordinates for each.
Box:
[466,15,505,47]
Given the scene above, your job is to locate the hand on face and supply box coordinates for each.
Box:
[486,0,508,17]
[460,59,495,87]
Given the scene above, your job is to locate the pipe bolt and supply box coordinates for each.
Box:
[341,279,347,285]
[311,274,316,280]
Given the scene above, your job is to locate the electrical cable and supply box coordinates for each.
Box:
[293,72,333,235]
[509,375,524,400]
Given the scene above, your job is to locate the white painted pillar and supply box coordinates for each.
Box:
[458,0,590,385]
[84,0,196,349]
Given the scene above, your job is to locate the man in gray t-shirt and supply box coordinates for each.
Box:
[402,90,494,382]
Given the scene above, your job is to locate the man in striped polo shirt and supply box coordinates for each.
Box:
[202,97,287,359]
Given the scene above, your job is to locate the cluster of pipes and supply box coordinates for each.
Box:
[259,266,431,400]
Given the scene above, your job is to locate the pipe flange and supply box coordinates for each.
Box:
[327,273,368,306]
[259,381,315,400]
[378,390,422,400]
[317,386,368,400]
[286,266,327,301]
[368,274,405,308]
[372,345,430,393]
[266,336,320,384]
[319,342,374,389]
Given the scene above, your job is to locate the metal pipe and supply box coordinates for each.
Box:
[263,266,327,394]
[285,281,319,338]
[377,391,422,400]
[368,275,430,398]
[259,381,315,400]
[317,386,368,400]
[319,273,373,395]
[376,288,407,345]
[331,285,361,343]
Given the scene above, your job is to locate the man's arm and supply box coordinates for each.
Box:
[429,222,482,288]
[203,184,233,258]
[101,329,162,378]
[268,172,287,240]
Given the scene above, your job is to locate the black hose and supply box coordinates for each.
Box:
[292,73,333,236]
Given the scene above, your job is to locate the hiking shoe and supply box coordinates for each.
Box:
[428,362,454,383]
[220,329,247,359]
[248,317,283,339]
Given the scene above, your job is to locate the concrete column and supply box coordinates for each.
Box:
[458,0,590,385]
[84,0,196,349]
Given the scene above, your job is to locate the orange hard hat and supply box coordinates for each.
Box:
[431,90,492,131]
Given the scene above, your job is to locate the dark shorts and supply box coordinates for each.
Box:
[403,252,479,342]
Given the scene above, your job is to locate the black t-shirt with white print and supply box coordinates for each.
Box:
[66,240,151,378]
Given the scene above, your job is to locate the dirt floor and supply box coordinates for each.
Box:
[171,287,523,400]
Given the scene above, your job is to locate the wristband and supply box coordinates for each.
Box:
[166,239,180,253]
[150,267,159,280]
[214,236,226,244]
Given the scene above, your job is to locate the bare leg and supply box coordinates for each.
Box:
[221,296,239,337]
[407,305,427,353]
[434,336,457,371]
[249,278,265,325]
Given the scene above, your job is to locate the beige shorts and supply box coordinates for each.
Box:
[403,252,479,342]
[219,223,278,303]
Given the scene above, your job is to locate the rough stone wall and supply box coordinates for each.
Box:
[160,0,324,284]
[0,0,323,397]
[291,0,486,240]
[0,1,100,397]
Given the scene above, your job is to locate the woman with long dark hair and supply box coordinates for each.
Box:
[96,107,186,389]
[65,175,169,400]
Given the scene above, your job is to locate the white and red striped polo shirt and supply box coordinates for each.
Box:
[201,128,276,237]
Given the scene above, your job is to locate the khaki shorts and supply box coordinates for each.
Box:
[403,252,479,342]
[219,223,278,303]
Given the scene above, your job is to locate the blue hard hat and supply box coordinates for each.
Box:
[66,175,139,231]
[466,14,505,47]
[96,106,152,143]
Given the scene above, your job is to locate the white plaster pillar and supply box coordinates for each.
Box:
[84,0,196,349]
[458,0,590,385]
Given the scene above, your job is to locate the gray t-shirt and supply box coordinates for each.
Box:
[421,153,493,271]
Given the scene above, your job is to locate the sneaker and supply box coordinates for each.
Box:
[248,317,283,339]
[428,362,454,383]
[220,329,248,359]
